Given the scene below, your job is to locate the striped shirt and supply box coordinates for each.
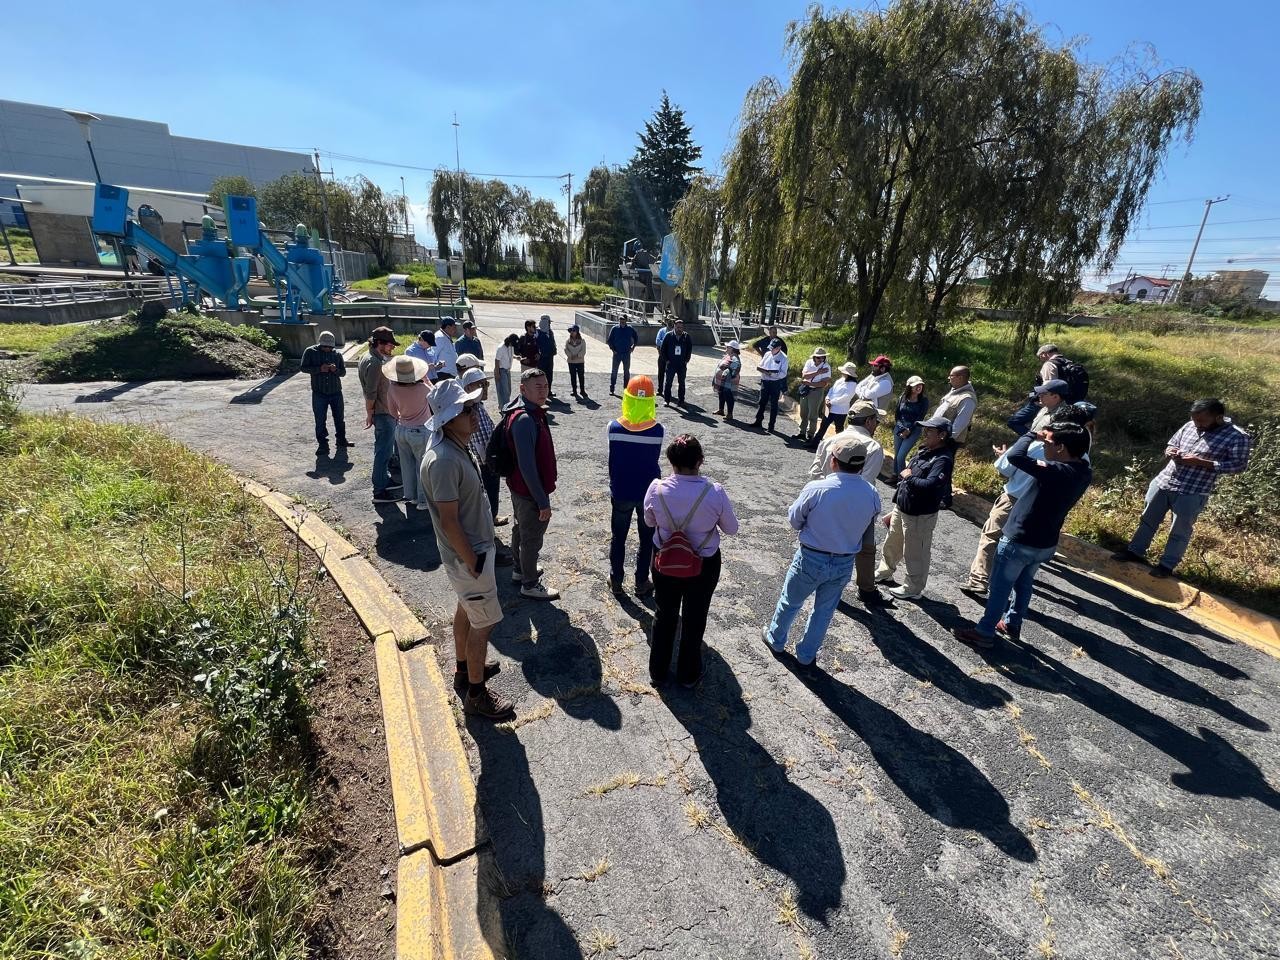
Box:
[469,403,496,462]
[1156,419,1253,496]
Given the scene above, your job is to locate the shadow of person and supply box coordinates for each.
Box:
[982,637,1280,812]
[837,599,1010,710]
[783,656,1037,863]
[371,502,440,572]
[494,598,622,730]
[306,450,355,485]
[74,381,149,403]
[228,369,298,404]
[614,591,655,629]
[466,717,585,959]
[1026,609,1269,731]
[661,646,846,923]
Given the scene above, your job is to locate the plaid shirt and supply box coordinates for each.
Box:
[469,403,496,461]
[1155,419,1253,496]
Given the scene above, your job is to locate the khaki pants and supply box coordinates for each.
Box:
[798,389,826,438]
[855,520,877,591]
[967,491,1017,590]
[875,508,938,594]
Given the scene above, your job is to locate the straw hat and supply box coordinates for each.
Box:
[382,355,431,384]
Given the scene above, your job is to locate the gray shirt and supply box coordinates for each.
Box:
[421,437,494,564]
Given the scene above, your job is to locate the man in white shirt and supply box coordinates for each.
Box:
[434,316,460,378]
[752,339,790,432]
[795,347,832,442]
[808,399,888,605]
[855,354,894,405]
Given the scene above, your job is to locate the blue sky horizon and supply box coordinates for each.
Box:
[6,1,1278,295]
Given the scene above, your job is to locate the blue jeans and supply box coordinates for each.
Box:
[610,352,631,391]
[977,538,1058,636]
[495,368,511,408]
[1127,478,1209,571]
[893,426,921,475]
[372,413,396,492]
[1006,396,1040,435]
[395,424,429,507]
[765,545,857,665]
[609,497,654,584]
[311,391,345,444]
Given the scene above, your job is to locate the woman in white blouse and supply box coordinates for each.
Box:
[810,361,859,447]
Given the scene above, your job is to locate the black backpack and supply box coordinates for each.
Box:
[1051,356,1090,402]
[484,409,522,478]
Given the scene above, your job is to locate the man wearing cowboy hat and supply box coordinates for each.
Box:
[383,354,434,510]
[358,326,403,503]
[796,346,832,442]
[420,379,514,720]
[299,331,351,456]
[856,354,894,406]
[607,375,664,595]
[752,338,790,432]
[812,360,859,445]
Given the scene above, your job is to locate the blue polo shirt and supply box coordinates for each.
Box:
[789,472,881,554]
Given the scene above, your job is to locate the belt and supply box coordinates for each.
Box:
[801,544,854,557]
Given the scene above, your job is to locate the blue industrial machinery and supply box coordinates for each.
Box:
[91,184,252,309]
[225,195,332,323]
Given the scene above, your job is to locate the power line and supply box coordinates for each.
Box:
[317,149,566,180]
[1129,216,1280,231]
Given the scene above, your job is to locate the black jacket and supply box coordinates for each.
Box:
[661,332,693,367]
[892,442,955,516]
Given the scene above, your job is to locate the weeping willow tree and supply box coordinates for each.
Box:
[676,0,1200,361]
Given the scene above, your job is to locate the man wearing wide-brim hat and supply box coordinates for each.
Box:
[419,378,514,721]
[383,354,433,511]
[796,346,832,443]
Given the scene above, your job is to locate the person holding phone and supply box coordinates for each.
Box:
[421,378,513,720]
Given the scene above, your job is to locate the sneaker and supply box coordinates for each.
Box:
[1150,565,1174,579]
[995,620,1021,641]
[761,624,784,656]
[608,576,624,594]
[520,579,560,601]
[1110,549,1143,563]
[511,565,544,583]
[464,687,515,720]
[889,585,923,600]
[453,660,501,691]
[372,489,398,503]
[953,627,995,650]
[874,570,896,585]
[494,515,510,526]
[634,579,654,597]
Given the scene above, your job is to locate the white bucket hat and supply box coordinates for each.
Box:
[461,366,490,388]
[839,361,858,377]
[725,339,741,351]
[382,355,431,384]
[426,379,485,446]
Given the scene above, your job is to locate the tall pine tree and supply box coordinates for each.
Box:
[631,92,702,239]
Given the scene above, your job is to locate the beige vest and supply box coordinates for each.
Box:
[934,383,978,443]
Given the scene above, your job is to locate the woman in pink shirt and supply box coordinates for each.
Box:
[383,356,433,510]
[643,434,739,687]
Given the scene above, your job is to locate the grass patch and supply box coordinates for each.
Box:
[31,310,282,383]
[465,278,615,305]
[788,319,1280,615]
[0,392,329,957]
[1,226,39,263]
[0,322,82,354]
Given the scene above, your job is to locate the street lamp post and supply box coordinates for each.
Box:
[453,113,467,288]
[64,108,128,277]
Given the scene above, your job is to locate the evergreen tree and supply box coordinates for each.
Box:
[631,93,702,236]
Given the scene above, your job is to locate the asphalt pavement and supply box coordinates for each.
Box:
[19,318,1280,960]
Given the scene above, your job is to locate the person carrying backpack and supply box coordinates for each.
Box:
[1008,343,1089,434]
[642,435,739,687]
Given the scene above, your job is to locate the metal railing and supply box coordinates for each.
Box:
[600,293,663,323]
[0,277,174,307]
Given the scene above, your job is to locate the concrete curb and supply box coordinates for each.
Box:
[237,476,502,960]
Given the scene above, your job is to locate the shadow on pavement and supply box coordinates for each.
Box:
[74,381,149,403]
[229,369,298,404]
[306,451,355,485]
[662,646,847,923]
[371,502,440,572]
[985,637,1280,811]
[784,656,1037,863]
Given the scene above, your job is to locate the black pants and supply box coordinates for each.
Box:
[754,379,783,429]
[569,362,586,394]
[812,411,847,444]
[1007,396,1040,435]
[663,364,687,402]
[650,549,721,685]
[538,360,555,390]
[481,463,501,519]
[717,386,737,417]
[656,353,666,393]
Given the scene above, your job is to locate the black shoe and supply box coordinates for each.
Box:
[634,579,654,597]
[453,661,500,691]
[859,589,887,607]
[1111,549,1143,563]
[752,420,764,429]
[337,439,355,448]
[372,489,397,503]
[1150,565,1174,579]
[608,577,623,594]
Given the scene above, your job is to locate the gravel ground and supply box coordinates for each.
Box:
[19,322,1280,960]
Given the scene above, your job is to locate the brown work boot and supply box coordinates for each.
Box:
[464,687,515,720]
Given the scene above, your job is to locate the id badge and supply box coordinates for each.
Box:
[674,346,682,357]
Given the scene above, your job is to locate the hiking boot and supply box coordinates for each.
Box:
[453,660,501,691]
[464,687,515,720]
[512,565,544,583]
[953,627,995,650]
[961,583,989,600]
[858,589,887,607]
[520,579,560,601]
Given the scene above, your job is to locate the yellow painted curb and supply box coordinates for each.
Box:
[398,848,504,959]
[328,554,431,650]
[376,632,486,862]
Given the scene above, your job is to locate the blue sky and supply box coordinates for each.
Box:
[6,1,1278,294]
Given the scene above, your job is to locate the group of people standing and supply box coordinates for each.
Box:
[301,318,1255,719]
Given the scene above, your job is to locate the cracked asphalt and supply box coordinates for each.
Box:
[19,316,1280,960]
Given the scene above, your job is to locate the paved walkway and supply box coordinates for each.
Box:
[21,325,1280,959]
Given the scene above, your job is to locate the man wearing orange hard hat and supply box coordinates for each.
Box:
[606,375,664,595]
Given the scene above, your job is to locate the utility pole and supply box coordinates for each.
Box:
[453,113,466,287]
[1175,195,1229,303]
[313,148,340,288]
[563,172,572,281]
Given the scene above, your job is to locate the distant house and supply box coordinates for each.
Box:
[1106,275,1174,302]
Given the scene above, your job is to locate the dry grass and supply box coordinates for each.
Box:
[496,698,555,732]
[585,927,618,956]
[585,771,642,797]
[887,911,910,957]
[776,889,803,930]
[684,801,711,830]
[581,857,612,882]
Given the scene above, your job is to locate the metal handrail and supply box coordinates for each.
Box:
[0,277,173,307]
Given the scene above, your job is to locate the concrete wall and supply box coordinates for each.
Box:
[0,296,151,325]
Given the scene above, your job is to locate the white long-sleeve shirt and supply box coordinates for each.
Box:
[758,352,789,381]
[855,372,893,404]
[810,423,884,483]
[825,379,858,415]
